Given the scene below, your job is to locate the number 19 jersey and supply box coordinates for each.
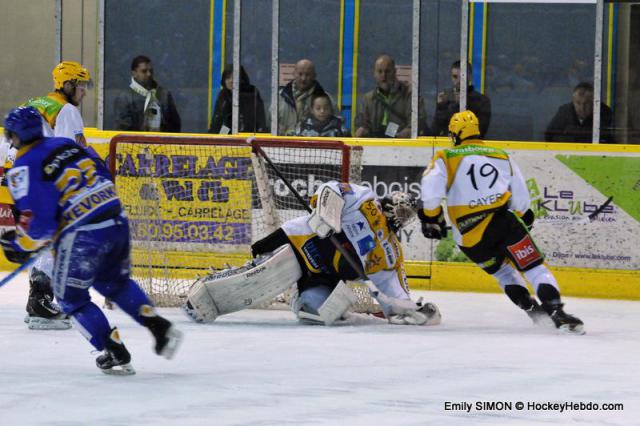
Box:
[420,141,530,247]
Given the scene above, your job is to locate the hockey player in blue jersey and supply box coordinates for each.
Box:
[1,106,183,374]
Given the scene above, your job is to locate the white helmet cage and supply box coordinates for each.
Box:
[379,191,418,232]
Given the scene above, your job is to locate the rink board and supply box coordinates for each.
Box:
[0,129,637,300]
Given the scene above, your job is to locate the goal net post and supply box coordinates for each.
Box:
[108,135,373,311]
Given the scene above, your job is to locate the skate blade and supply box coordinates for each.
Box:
[27,317,72,330]
[100,363,136,376]
[559,323,586,335]
[159,327,184,360]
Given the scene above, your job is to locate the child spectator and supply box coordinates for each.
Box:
[295,93,349,137]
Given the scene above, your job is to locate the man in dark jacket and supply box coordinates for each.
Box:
[545,82,614,143]
[432,60,491,138]
[114,55,181,132]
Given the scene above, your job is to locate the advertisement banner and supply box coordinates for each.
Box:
[112,144,254,250]
[356,145,640,270]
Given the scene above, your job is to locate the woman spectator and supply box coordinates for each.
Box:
[208,65,267,134]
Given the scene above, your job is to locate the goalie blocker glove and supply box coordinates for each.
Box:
[417,208,448,240]
[0,230,34,264]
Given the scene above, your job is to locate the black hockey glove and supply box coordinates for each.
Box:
[418,208,448,240]
[521,209,535,231]
[0,230,32,264]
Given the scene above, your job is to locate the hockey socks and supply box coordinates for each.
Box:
[70,301,112,351]
[98,278,154,325]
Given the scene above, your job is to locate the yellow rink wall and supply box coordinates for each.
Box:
[1,129,638,301]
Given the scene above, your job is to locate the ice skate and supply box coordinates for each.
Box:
[25,292,71,330]
[525,303,555,328]
[96,328,135,376]
[548,304,585,335]
[142,309,183,359]
[24,267,71,330]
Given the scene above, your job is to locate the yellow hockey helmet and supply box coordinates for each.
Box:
[448,110,480,145]
[52,61,91,90]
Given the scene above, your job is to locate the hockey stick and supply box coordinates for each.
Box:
[250,140,420,316]
[0,255,37,289]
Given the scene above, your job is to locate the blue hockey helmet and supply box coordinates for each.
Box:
[3,106,43,144]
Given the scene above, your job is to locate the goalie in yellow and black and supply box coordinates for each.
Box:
[184,181,441,326]
[418,110,584,334]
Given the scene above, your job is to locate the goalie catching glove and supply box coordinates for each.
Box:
[0,230,34,264]
[417,207,448,240]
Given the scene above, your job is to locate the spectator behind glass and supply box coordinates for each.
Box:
[114,55,181,132]
[544,82,614,143]
[208,65,267,134]
[278,59,333,136]
[355,54,426,138]
[432,60,491,138]
[295,93,349,137]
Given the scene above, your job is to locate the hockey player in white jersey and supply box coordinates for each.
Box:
[1,61,93,329]
[418,110,584,334]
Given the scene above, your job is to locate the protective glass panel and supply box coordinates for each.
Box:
[354,0,414,138]
[207,0,236,133]
[420,0,462,137]
[104,0,211,133]
[236,0,272,134]
[278,0,342,136]
[603,1,640,144]
[484,3,596,142]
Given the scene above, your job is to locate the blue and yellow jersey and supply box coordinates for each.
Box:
[5,137,121,252]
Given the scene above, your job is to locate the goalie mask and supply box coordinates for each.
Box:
[379,191,418,233]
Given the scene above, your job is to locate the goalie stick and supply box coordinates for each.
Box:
[250,139,423,318]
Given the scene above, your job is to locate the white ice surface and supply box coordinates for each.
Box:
[1,272,639,426]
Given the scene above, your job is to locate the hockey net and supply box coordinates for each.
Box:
[108,135,378,313]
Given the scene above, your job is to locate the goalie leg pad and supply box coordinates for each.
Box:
[184,245,302,322]
[295,282,357,326]
[183,281,220,323]
[318,281,358,326]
